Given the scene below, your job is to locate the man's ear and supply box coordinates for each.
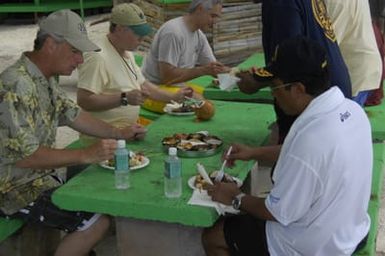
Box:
[293,82,307,94]
[196,3,204,13]
[44,36,58,54]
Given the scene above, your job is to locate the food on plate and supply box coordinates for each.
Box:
[171,104,194,113]
[164,101,194,114]
[162,132,222,152]
[194,100,215,121]
[194,171,236,190]
[107,152,145,168]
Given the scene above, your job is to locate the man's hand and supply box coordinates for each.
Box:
[83,139,117,164]
[173,86,194,101]
[236,70,261,94]
[125,89,147,105]
[224,143,255,167]
[205,182,241,205]
[118,123,147,141]
[204,61,230,77]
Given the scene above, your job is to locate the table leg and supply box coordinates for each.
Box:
[115,217,205,256]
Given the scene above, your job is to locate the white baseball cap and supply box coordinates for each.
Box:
[39,9,100,52]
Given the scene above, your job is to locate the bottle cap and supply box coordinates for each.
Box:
[168,147,177,156]
[117,139,126,148]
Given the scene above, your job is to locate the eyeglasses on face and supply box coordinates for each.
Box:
[270,82,296,91]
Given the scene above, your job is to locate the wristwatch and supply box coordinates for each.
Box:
[121,92,128,106]
[232,193,246,210]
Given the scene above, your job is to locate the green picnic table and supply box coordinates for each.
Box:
[52,100,275,226]
[193,52,273,102]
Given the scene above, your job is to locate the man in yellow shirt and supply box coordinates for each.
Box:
[77,3,193,128]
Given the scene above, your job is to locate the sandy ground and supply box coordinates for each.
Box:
[0,14,385,255]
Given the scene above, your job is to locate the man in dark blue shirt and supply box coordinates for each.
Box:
[241,0,352,142]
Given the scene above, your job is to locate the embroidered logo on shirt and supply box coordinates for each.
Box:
[340,111,351,122]
[311,0,337,42]
[254,68,273,77]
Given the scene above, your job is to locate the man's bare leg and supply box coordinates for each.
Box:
[55,215,110,256]
[202,219,231,256]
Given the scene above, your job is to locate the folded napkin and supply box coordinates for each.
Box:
[188,189,239,215]
[217,73,240,92]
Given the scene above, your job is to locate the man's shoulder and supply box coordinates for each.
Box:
[0,58,30,89]
[158,17,184,35]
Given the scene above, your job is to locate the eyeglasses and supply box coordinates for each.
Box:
[270,82,295,91]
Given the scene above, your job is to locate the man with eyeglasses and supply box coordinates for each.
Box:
[202,36,371,256]
[77,3,193,143]
[0,9,146,255]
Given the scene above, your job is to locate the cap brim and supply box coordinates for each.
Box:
[129,23,153,37]
[66,37,100,52]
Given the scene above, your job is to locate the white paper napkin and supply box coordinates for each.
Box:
[188,189,239,215]
[217,73,240,92]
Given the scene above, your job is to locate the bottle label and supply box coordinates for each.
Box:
[115,153,129,171]
[164,161,181,178]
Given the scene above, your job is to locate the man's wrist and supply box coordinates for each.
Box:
[232,192,246,210]
[120,92,129,106]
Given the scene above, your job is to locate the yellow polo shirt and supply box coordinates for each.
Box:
[78,36,145,128]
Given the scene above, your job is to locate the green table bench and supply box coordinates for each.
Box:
[354,142,385,255]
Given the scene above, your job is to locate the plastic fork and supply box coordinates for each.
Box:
[214,146,233,183]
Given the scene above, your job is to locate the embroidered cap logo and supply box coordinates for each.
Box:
[78,23,87,35]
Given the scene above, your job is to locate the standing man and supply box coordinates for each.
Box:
[239,0,352,143]
[77,3,193,130]
[0,10,146,256]
[202,36,372,256]
[324,0,382,106]
[141,0,229,85]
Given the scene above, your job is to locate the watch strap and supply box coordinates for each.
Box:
[121,92,128,106]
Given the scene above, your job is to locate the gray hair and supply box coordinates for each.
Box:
[188,0,222,13]
[34,29,66,50]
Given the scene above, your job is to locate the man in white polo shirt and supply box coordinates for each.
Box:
[202,36,372,255]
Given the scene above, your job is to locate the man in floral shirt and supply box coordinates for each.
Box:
[0,9,146,255]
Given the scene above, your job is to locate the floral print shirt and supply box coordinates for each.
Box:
[0,54,80,215]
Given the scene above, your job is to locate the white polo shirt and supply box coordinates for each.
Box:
[265,87,372,255]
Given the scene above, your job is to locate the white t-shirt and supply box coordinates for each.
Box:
[265,87,372,255]
[78,36,145,127]
[142,16,216,84]
[325,0,382,96]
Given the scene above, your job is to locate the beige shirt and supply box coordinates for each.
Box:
[325,0,382,96]
[78,36,145,127]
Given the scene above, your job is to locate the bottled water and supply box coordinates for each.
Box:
[114,140,130,189]
[164,147,182,198]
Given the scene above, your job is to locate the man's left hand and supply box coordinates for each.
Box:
[205,182,241,205]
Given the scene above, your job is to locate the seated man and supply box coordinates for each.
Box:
[0,10,146,256]
[202,37,372,255]
[77,3,193,123]
[141,0,229,85]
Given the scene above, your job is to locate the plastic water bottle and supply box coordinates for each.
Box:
[114,140,130,189]
[164,147,182,198]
